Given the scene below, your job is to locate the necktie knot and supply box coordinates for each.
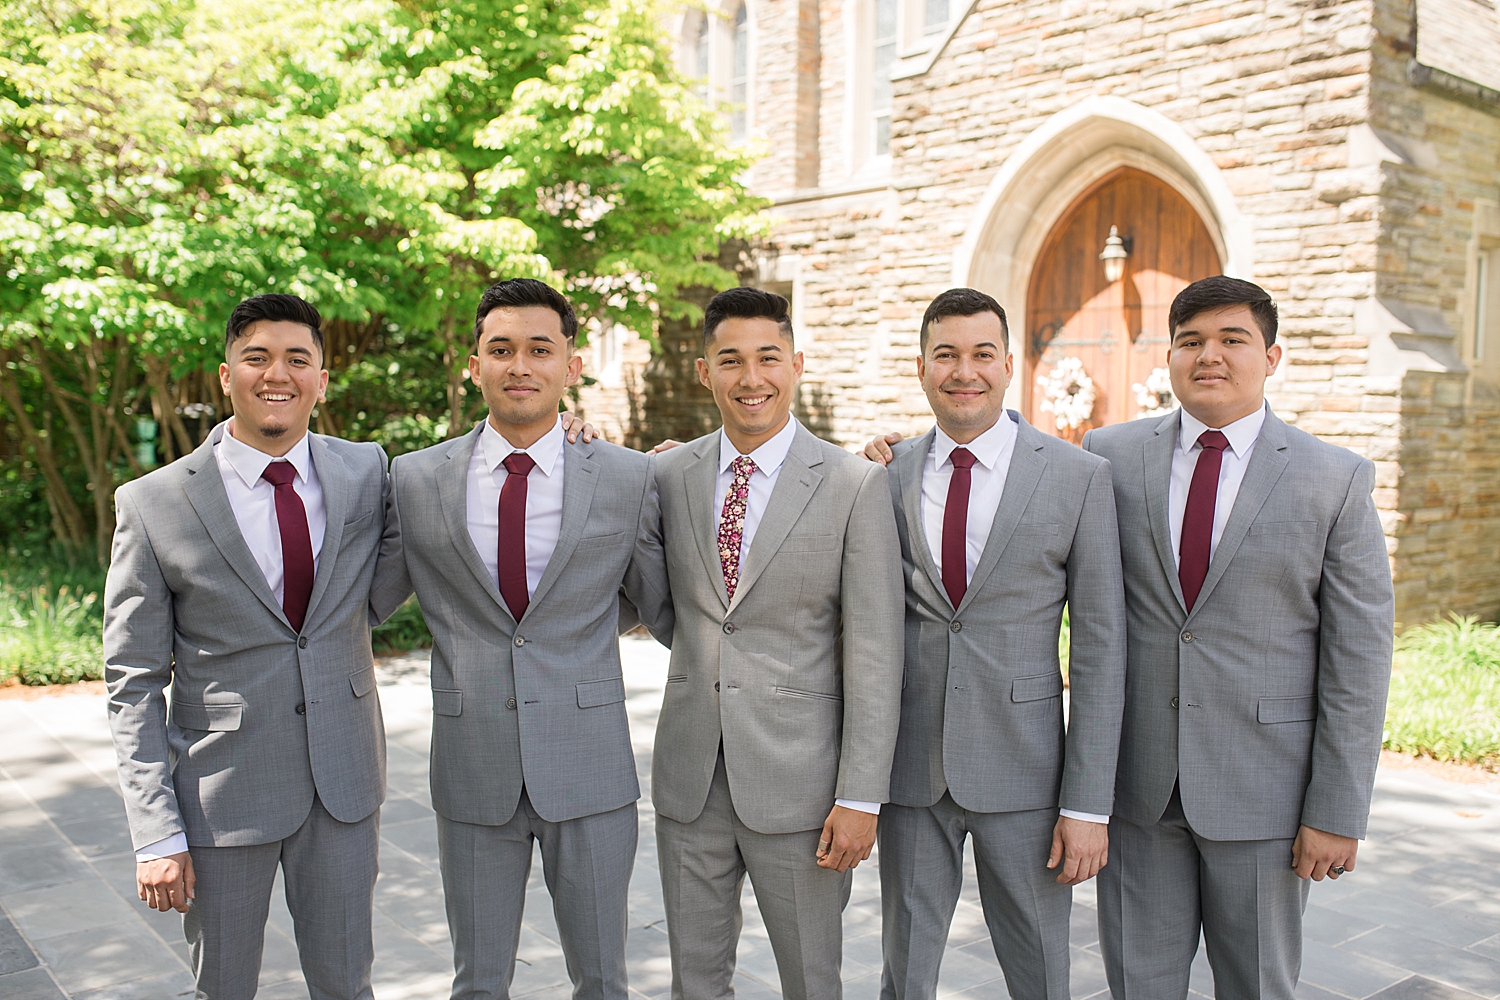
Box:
[730,455,756,479]
[503,452,536,477]
[949,447,977,471]
[260,461,297,488]
[1196,430,1229,454]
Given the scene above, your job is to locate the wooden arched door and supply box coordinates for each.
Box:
[1024,168,1221,437]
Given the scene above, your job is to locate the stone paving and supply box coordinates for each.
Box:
[1,635,1498,1000]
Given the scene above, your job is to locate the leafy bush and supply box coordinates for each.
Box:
[373,597,433,654]
[1384,615,1500,769]
[0,586,104,685]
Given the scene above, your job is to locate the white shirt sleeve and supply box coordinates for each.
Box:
[135,832,189,862]
[1058,808,1109,825]
[835,798,882,815]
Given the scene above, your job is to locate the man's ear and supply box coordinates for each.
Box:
[1265,343,1283,378]
[566,350,584,386]
[696,356,712,389]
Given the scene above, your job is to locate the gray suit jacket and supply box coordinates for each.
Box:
[635,420,905,836]
[104,422,410,850]
[1083,408,1394,842]
[886,413,1126,817]
[387,426,670,826]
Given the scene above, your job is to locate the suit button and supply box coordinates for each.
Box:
[714,682,721,692]
[1170,697,1179,709]
[514,635,525,647]
[506,697,517,709]
[298,636,308,649]
[1181,631,1193,643]
[295,703,306,715]
[723,622,735,634]
[950,621,962,633]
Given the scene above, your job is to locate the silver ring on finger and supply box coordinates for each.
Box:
[1330,865,1346,876]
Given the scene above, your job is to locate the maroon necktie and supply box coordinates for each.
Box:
[1178,430,1230,613]
[942,447,977,609]
[498,452,536,621]
[260,462,314,633]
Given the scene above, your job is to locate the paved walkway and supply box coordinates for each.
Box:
[1,636,1498,1000]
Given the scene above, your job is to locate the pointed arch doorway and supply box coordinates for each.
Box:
[1024,167,1221,438]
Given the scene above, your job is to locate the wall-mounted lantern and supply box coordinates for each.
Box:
[1099,225,1132,284]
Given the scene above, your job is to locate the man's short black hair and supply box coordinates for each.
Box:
[1168,276,1279,348]
[920,288,1009,354]
[225,294,323,358]
[473,278,579,346]
[703,286,794,346]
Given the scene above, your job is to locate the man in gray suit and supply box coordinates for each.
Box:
[384,278,669,1000]
[1081,276,1394,999]
[636,286,905,1000]
[105,294,410,999]
[862,288,1126,1000]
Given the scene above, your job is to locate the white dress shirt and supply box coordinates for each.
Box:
[1168,403,1268,568]
[467,415,567,598]
[713,419,878,816]
[137,423,328,862]
[920,413,1107,827]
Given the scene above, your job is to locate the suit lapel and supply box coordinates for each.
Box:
[300,434,348,630]
[1187,410,1291,620]
[684,436,730,610]
[436,425,510,617]
[895,428,945,607]
[181,426,291,630]
[958,414,1044,614]
[729,423,824,611]
[1145,410,1188,615]
[525,437,599,615]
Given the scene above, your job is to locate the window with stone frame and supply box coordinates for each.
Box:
[730,4,749,142]
[1469,201,1500,379]
[872,0,896,156]
[690,11,710,103]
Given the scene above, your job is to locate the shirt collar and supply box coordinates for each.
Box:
[220,420,312,489]
[932,411,1017,471]
[1178,401,1267,459]
[479,414,565,477]
[718,417,798,476]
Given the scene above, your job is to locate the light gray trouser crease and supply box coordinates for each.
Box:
[184,793,379,1000]
[656,751,853,1000]
[1097,785,1310,1000]
[437,791,637,1000]
[878,794,1071,1000]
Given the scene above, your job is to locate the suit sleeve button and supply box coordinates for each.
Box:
[1170,696,1179,709]
[950,621,962,633]
[1181,631,1193,643]
[514,635,525,647]
[298,636,308,649]
[295,703,306,715]
[723,622,735,634]
[506,697,517,709]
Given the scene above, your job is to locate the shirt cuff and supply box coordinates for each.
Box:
[1059,808,1110,825]
[835,799,882,815]
[135,832,188,862]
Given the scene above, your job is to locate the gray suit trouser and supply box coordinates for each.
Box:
[1097,786,1310,1000]
[878,795,1070,1000]
[656,751,853,1000]
[184,794,379,1000]
[436,791,637,1000]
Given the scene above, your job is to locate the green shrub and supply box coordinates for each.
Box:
[1384,615,1500,769]
[0,586,104,685]
[373,596,433,654]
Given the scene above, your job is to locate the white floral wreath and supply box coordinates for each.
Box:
[1036,356,1096,431]
[1132,366,1177,419]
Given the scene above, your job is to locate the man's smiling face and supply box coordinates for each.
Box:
[469,305,581,447]
[219,320,327,455]
[697,316,803,454]
[918,311,1013,444]
[1168,303,1282,428]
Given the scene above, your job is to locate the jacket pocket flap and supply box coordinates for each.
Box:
[349,666,377,698]
[577,677,626,708]
[432,689,463,717]
[1248,520,1318,535]
[1011,672,1064,702]
[1258,696,1318,724]
[172,700,244,732]
[343,508,376,528]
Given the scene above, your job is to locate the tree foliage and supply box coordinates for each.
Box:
[0,0,760,561]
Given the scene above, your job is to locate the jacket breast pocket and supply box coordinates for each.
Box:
[780,534,838,553]
[1248,520,1318,536]
[577,677,626,708]
[575,531,627,552]
[172,699,245,732]
[1258,696,1318,724]
[343,508,376,529]
[433,689,463,717]
[1011,672,1064,703]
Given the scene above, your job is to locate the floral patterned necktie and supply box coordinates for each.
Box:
[718,455,757,600]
